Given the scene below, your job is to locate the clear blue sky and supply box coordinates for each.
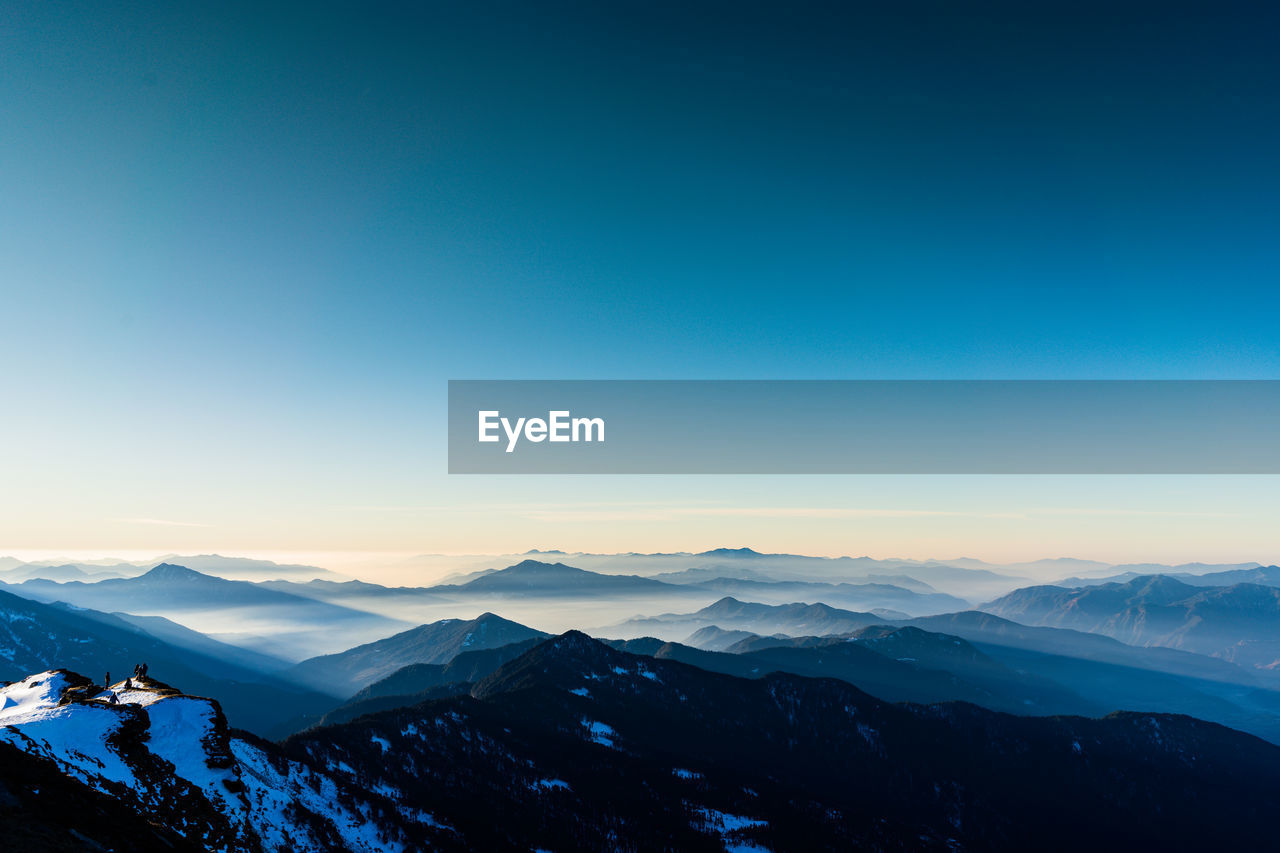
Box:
[2,2,1277,569]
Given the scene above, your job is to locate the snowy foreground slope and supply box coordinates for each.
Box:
[6,634,1280,851]
[0,671,448,852]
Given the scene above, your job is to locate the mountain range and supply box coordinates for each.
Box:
[275,632,1280,850]
[606,596,907,640]
[605,629,1094,717]
[5,563,410,661]
[5,619,1280,848]
[902,610,1280,743]
[983,575,1280,669]
[677,576,969,613]
[429,559,677,595]
[302,626,1093,736]
[581,596,1280,743]
[1055,564,1280,589]
[13,633,1270,851]
[308,638,548,729]
[0,587,330,736]
[286,613,550,697]
[0,554,346,582]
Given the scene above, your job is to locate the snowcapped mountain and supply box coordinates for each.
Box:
[0,671,450,852]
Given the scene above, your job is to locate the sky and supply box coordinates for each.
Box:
[2,1,1278,571]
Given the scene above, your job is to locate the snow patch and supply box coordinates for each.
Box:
[581,718,616,748]
[689,803,770,851]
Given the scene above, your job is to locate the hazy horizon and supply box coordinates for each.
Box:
[4,543,1275,588]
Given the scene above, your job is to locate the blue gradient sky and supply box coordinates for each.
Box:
[2,2,1278,568]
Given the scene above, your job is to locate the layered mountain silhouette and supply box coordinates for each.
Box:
[904,610,1280,743]
[432,559,676,595]
[7,629,1280,849]
[262,559,968,619]
[0,587,331,736]
[605,630,1096,717]
[304,626,1092,735]
[287,613,550,697]
[294,612,1280,744]
[0,554,345,583]
[14,563,345,611]
[309,638,547,729]
[388,549,1034,597]
[984,576,1280,668]
[7,564,409,660]
[683,625,760,650]
[1055,563,1276,588]
[681,577,970,614]
[599,599,1280,743]
[275,632,1280,851]
[609,596,892,639]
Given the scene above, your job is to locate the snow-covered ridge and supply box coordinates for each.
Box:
[0,670,437,852]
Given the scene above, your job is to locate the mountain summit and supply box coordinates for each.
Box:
[984,576,1280,668]
[442,560,674,595]
[138,562,215,583]
[288,612,550,696]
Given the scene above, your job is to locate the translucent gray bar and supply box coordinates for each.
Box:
[447,380,1280,474]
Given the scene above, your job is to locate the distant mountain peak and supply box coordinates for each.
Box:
[548,628,598,650]
[448,560,670,595]
[464,612,529,630]
[697,547,764,558]
[1124,574,1195,591]
[140,563,209,582]
[288,612,550,696]
[401,611,526,637]
[504,559,583,573]
[469,631,625,699]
